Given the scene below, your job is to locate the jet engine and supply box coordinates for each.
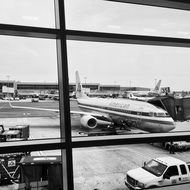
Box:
[80,115,97,129]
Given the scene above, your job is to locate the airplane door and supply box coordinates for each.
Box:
[135,112,142,128]
[162,166,180,186]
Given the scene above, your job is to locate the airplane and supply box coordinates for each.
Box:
[87,91,114,98]
[74,72,175,133]
[9,72,175,133]
[128,80,162,98]
[126,92,156,102]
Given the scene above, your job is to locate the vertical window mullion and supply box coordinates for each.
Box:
[55,0,74,190]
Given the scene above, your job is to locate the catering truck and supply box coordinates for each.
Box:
[125,156,190,189]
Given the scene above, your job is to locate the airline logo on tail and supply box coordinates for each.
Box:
[75,71,88,99]
[154,80,161,92]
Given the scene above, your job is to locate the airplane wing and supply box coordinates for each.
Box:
[71,110,108,118]
[9,102,113,129]
[9,103,59,112]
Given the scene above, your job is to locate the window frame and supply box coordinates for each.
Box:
[0,1,189,190]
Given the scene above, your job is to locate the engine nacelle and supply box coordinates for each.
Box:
[80,115,97,129]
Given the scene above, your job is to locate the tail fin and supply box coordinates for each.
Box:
[154,80,161,92]
[75,71,88,98]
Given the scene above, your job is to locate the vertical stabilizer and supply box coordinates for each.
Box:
[154,80,161,92]
[75,71,88,98]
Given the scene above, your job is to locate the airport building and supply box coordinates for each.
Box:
[0,80,151,98]
[1,1,190,190]
[0,80,16,98]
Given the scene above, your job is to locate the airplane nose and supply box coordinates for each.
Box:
[169,122,176,131]
[165,121,175,132]
[156,119,176,133]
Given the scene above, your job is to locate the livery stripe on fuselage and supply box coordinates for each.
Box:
[78,103,174,126]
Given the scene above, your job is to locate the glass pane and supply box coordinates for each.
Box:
[0,36,60,141]
[65,0,190,39]
[73,144,190,189]
[68,40,190,137]
[0,149,62,189]
[0,0,55,28]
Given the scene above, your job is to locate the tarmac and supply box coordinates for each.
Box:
[0,116,190,189]
[0,98,190,189]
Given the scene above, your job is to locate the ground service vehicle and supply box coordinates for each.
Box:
[152,141,190,151]
[0,153,26,184]
[0,125,30,184]
[0,125,29,141]
[164,141,190,151]
[31,98,39,102]
[125,156,190,189]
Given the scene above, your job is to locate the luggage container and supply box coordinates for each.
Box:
[19,156,62,190]
[9,125,29,139]
[2,130,21,140]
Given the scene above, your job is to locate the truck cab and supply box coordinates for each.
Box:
[125,156,190,189]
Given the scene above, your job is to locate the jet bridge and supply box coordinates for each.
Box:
[148,95,190,121]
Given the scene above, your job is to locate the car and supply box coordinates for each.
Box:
[31,98,39,102]
[53,96,59,101]
[3,97,14,101]
[39,95,46,100]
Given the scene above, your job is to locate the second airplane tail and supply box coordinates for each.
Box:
[75,71,88,99]
[154,80,161,92]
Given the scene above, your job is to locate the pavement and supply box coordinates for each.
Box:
[0,98,189,189]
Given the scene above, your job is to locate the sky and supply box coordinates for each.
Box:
[0,0,190,91]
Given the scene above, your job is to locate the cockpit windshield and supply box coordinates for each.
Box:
[142,159,167,177]
[156,112,168,117]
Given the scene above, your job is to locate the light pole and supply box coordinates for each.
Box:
[6,75,10,98]
[84,77,87,93]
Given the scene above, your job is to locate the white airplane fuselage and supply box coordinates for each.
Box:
[77,97,175,133]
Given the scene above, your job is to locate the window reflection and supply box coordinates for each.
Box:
[0,0,55,28]
[65,0,190,39]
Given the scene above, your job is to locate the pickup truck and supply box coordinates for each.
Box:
[125,156,190,189]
